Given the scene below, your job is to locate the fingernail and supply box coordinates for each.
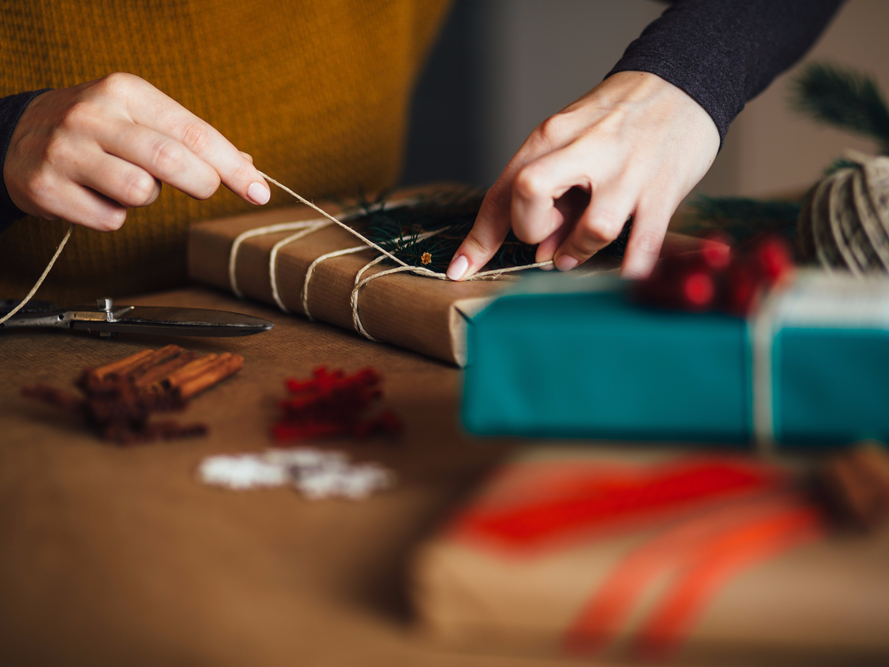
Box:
[555,255,579,272]
[447,255,469,281]
[247,181,270,205]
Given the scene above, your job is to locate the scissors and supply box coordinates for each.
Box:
[0,297,274,338]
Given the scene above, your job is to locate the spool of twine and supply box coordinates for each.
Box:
[796,153,889,275]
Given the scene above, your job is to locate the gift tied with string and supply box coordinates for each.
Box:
[409,448,889,663]
[188,181,661,366]
[463,231,889,448]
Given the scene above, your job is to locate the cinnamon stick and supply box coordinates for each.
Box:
[92,344,183,380]
[157,354,220,391]
[23,346,243,445]
[175,353,244,399]
[90,348,155,380]
[133,350,199,389]
[121,344,185,379]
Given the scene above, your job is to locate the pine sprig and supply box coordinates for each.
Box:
[364,189,532,272]
[365,190,493,272]
[823,157,859,176]
[687,196,802,243]
[688,63,888,243]
[790,62,889,154]
[358,189,630,272]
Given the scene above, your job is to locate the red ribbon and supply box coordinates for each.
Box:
[449,457,786,552]
[448,456,825,658]
[630,504,823,660]
[562,492,824,659]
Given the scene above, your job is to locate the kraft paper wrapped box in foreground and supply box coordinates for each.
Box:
[409,447,889,664]
[462,271,889,447]
[187,188,701,366]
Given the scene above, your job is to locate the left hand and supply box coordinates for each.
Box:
[3,73,270,232]
[446,71,721,281]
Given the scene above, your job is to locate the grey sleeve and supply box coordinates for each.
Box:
[607,0,845,146]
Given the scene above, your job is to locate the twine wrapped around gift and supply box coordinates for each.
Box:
[225,173,553,344]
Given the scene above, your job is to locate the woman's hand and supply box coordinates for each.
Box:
[3,72,269,231]
[446,71,720,281]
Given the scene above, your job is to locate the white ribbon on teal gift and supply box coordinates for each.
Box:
[749,270,889,452]
[749,283,786,454]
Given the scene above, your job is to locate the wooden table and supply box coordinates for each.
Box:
[1,286,596,667]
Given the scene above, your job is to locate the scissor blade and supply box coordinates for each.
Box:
[69,306,274,337]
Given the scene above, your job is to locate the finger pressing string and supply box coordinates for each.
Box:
[236,174,555,345]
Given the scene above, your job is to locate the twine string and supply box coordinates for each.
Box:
[258,172,416,269]
[0,176,546,337]
[226,172,553,342]
[302,244,370,320]
[0,223,74,325]
[268,222,331,312]
[229,219,331,298]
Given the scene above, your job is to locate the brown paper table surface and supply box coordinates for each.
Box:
[0,285,630,667]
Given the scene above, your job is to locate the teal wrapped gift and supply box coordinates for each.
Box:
[462,271,889,447]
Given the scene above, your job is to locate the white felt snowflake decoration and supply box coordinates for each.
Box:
[198,448,395,500]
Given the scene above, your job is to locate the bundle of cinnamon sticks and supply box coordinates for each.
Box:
[79,344,244,400]
[22,345,244,444]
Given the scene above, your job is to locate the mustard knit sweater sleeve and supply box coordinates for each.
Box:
[0,0,451,302]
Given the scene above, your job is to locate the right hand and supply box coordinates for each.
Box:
[2,72,270,231]
[446,72,720,282]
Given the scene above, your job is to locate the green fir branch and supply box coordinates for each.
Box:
[364,190,488,272]
[687,195,801,243]
[790,62,889,154]
[823,157,859,176]
[359,188,630,272]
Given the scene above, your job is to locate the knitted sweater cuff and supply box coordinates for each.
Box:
[0,89,51,232]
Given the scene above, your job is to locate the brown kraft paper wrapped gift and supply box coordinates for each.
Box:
[188,187,701,366]
[409,447,889,665]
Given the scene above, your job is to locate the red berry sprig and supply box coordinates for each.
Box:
[634,235,793,316]
[272,366,402,443]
